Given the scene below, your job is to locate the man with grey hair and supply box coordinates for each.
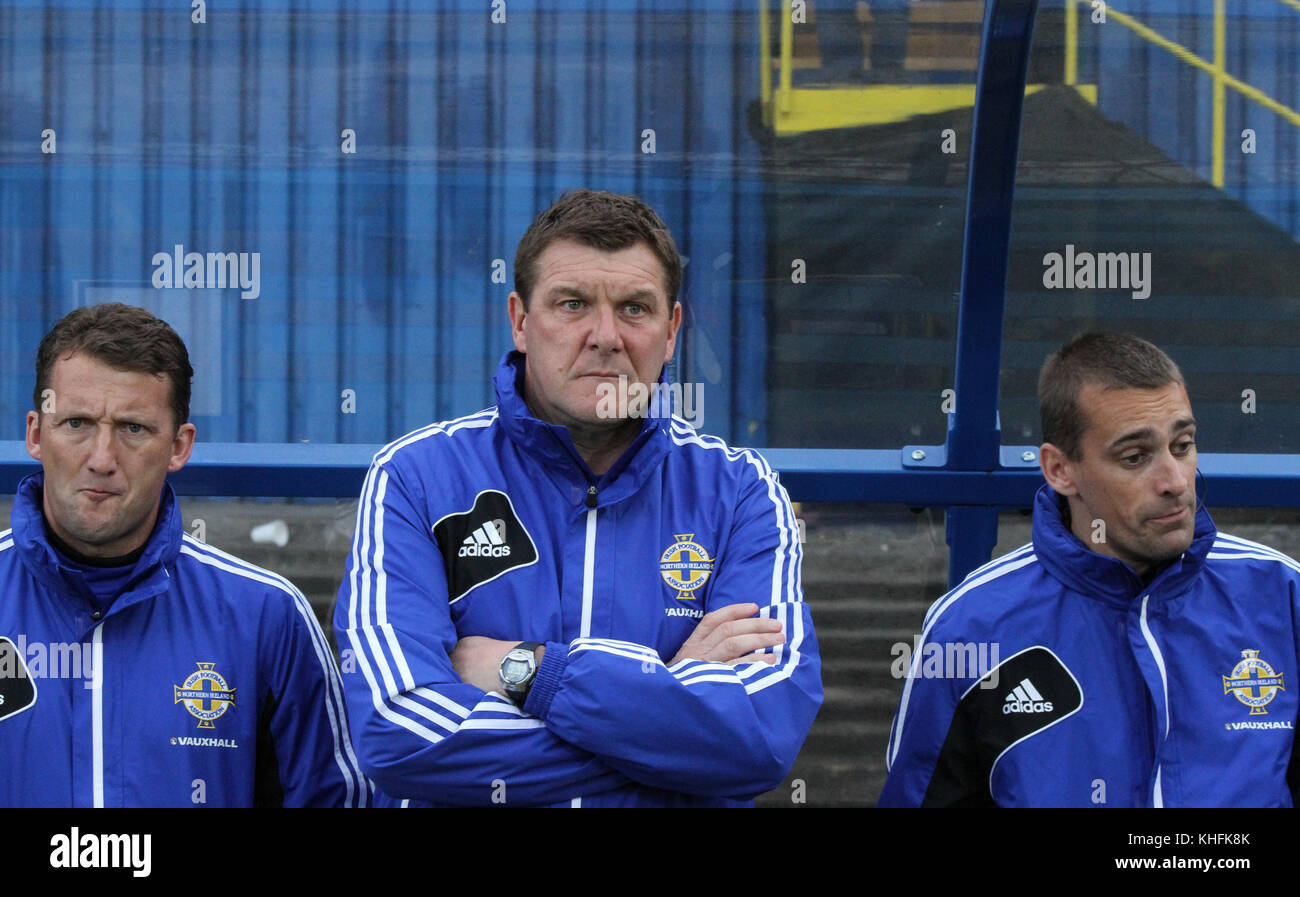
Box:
[881,331,1300,807]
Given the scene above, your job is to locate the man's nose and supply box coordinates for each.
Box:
[589,302,622,351]
[1153,448,1191,496]
[86,426,118,475]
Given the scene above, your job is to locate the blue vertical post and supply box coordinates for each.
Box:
[944,0,1039,587]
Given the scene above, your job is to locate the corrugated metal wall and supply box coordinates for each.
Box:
[1096,0,1298,239]
[0,0,768,445]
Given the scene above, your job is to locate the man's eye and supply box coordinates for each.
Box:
[1121,453,1146,466]
[66,418,84,429]
[1173,440,1195,455]
[562,299,583,311]
[625,303,645,316]
[125,423,145,434]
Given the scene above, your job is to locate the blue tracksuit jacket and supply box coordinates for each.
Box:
[0,473,368,807]
[335,352,822,807]
[880,483,1300,807]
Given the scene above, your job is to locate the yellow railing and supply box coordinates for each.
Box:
[759,0,772,122]
[780,0,794,114]
[759,0,795,121]
[761,1,1299,144]
[1066,0,1300,188]
[760,0,1096,135]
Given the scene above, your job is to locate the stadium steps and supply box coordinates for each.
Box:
[762,84,1300,453]
[754,505,951,806]
[172,498,357,645]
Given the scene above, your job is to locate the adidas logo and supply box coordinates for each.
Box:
[458,519,512,558]
[1002,678,1054,714]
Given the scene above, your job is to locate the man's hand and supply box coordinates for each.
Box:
[668,603,785,666]
[451,636,541,694]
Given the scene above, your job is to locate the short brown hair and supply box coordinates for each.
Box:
[513,189,682,308]
[1039,331,1184,460]
[34,303,194,430]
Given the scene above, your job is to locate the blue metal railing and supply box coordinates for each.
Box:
[4,440,1297,575]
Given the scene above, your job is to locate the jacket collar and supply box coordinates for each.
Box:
[11,471,182,616]
[493,351,672,508]
[1031,482,1217,607]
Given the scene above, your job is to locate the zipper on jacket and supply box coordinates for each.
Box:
[91,621,105,808]
[581,507,597,638]
[1138,593,1169,807]
[585,485,597,508]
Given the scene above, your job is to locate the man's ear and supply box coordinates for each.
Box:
[167,423,197,473]
[508,291,527,354]
[663,301,682,365]
[1039,442,1079,496]
[25,410,41,462]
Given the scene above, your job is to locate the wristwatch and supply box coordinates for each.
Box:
[498,641,543,705]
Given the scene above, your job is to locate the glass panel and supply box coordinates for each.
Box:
[1001,0,1300,452]
[0,1,981,451]
[763,1,984,448]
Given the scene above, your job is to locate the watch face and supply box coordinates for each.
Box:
[501,655,532,685]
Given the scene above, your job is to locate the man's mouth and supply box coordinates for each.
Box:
[79,488,120,502]
[1149,506,1189,525]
